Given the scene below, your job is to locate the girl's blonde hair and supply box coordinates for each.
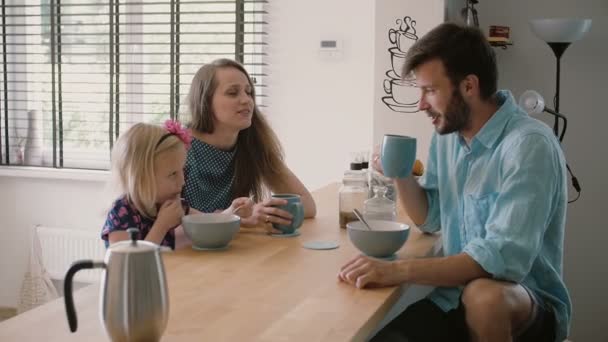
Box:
[182,58,285,202]
[111,123,183,218]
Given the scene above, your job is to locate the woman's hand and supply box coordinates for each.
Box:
[225,197,254,218]
[240,198,293,233]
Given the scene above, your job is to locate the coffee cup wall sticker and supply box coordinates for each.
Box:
[382,15,420,113]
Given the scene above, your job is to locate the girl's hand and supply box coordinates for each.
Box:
[225,197,254,218]
[155,198,185,232]
[240,198,293,232]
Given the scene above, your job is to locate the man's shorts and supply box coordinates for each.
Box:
[370,286,556,342]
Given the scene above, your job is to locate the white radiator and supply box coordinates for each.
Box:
[36,225,105,283]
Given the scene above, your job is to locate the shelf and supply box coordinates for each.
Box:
[489,40,513,49]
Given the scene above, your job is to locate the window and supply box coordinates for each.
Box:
[1,0,266,170]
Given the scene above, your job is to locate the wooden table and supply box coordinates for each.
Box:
[0,183,438,341]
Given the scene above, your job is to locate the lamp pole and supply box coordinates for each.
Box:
[547,42,570,136]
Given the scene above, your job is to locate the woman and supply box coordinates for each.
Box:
[182,59,316,227]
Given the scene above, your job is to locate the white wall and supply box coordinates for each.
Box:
[0,174,109,307]
[474,1,607,340]
[264,0,375,190]
[265,0,444,190]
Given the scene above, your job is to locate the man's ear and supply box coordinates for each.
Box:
[460,74,480,99]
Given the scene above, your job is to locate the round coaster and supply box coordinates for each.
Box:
[269,230,301,238]
[192,245,229,251]
[302,241,340,250]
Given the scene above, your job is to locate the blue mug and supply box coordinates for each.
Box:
[271,194,305,234]
[381,134,417,178]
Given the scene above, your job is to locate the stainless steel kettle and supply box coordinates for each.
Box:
[64,228,169,341]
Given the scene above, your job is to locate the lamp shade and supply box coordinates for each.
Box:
[519,90,545,115]
[529,18,592,43]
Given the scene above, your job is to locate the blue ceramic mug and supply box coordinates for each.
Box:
[271,194,304,234]
[381,134,417,178]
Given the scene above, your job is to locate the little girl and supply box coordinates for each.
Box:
[101,120,252,249]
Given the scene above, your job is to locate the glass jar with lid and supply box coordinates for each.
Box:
[369,170,396,202]
[363,185,396,221]
[339,170,369,228]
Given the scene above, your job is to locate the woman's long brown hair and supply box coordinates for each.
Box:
[184,59,285,202]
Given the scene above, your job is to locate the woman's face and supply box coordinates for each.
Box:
[210,67,255,132]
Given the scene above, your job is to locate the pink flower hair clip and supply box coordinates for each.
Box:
[163,119,192,150]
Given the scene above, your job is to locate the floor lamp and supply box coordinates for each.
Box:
[529,18,592,137]
[526,18,591,202]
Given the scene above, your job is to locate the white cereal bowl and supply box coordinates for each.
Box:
[346,220,410,258]
[182,213,240,250]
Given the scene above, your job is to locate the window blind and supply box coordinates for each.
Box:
[1,0,267,170]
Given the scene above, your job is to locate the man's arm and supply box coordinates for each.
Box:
[393,132,440,229]
[339,252,490,289]
[398,253,490,287]
[394,176,429,226]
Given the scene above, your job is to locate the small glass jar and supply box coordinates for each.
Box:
[369,170,396,202]
[363,186,396,221]
[339,170,369,228]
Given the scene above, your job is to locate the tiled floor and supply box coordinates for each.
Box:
[0,307,17,322]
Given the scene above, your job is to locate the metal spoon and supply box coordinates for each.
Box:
[352,209,373,231]
[232,196,254,215]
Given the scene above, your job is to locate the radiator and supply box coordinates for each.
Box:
[36,225,106,283]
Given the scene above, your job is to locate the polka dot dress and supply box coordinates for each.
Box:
[183,138,235,213]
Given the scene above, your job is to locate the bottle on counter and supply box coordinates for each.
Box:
[361,151,369,170]
[339,170,369,229]
[349,151,363,171]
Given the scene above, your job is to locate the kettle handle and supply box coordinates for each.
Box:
[64,260,105,332]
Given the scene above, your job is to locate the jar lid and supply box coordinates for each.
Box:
[350,162,362,170]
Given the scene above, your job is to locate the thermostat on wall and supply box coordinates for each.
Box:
[320,40,338,49]
[318,39,343,60]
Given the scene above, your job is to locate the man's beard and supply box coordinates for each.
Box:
[427,89,471,135]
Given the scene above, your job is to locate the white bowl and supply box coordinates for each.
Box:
[182,213,240,250]
[346,220,410,258]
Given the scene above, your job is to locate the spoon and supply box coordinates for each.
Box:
[232,196,254,215]
[352,209,373,231]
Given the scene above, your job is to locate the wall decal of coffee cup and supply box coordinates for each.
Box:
[383,78,418,106]
[388,16,418,53]
[389,47,407,79]
[382,15,420,114]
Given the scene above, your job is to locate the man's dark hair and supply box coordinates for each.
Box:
[404,22,498,100]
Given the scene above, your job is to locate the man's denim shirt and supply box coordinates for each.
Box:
[418,90,572,340]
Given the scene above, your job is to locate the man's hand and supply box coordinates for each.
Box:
[371,147,384,175]
[338,255,406,289]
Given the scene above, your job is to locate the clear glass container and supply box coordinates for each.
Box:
[363,186,397,221]
[369,170,396,202]
[339,170,369,228]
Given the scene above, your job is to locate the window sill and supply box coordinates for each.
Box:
[0,166,110,182]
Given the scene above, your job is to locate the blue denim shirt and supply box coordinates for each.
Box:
[418,90,571,340]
